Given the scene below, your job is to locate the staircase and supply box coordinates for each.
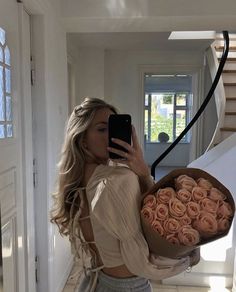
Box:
[215,33,236,141]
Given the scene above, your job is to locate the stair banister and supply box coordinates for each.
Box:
[205,43,227,151]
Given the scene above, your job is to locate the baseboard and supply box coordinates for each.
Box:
[55,255,74,292]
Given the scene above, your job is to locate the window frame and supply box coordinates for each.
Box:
[145,91,191,144]
[0,27,13,140]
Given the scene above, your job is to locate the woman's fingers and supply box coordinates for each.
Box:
[131,125,140,149]
[107,146,129,160]
[109,138,134,153]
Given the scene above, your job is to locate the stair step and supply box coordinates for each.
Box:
[226,97,236,101]
[215,46,236,52]
[220,127,236,132]
[218,57,236,62]
[224,83,236,86]
[225,111,236,115]
[223,70,236,73]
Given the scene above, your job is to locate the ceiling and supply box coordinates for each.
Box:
[63,0,235,51]
[67,31,215,51]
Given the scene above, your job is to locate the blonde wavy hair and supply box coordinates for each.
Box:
[50,97,117,236]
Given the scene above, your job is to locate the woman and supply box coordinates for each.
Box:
[51,97,198,292]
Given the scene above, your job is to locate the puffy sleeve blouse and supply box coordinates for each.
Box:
[86,164,190,281]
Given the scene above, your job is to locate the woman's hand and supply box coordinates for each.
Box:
[107,125,150,179]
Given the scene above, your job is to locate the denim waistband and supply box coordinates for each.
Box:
[98,271,150,290]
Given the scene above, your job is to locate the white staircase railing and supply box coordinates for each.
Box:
[205,44,226,151]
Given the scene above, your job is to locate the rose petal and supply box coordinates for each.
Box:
[175,175,197,192]
[193,211,218,238]
[217,201,234,218]
[218,218,230,232]
[186,201,201,219]
[179,214,192,226]
[156,187,176,204]
[209,188,226,201]
[169,198,186,218]
[141,206,156,224]
[163,218,180,234]
[143,194,157,210]
[200,198,218,214]
[151,220,165,237]
[178,225,200,246]
[192,187,208,202]
[176,189,192,203]
[156,203,169,221]
[166,233,180,245]
[197,178,213,191]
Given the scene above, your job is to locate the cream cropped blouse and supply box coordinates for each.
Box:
[71,164,190,289]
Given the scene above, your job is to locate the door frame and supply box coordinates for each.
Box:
[18,4,36,292]
[138,64,204,164]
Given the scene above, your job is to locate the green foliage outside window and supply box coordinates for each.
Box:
[145,115,186,142]
[163,95,173,104]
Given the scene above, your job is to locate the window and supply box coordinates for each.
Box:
[0,27,13,139]
[144,74,192,143]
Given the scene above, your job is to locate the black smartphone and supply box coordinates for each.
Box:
[108,114,132,159]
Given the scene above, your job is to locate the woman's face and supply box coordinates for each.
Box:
[84,107,114,163]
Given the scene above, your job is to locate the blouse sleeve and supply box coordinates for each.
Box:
[92,167,190,281]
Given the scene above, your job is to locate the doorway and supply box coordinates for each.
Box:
[143,73,193,168]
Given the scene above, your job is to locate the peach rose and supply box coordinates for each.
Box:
[166,233,180,245]
[143,194,157,210]
[200,198,218,215]
[156,203,169,221]
[218,218,230,232]
[197,178,213,191]
[192,187,207,202]
[156,187,176,204]
[175,175,197,192]
[193,211,218,238]
[178,225,200,246]
[163,218,180,234]
[169,198,186,218]
[151,220,165,237]
[179,214,192,226]
[141,206,156,224]
[176,189,192,203]
[186,201,200,219]
[209,188,226,201]
[217,201,234,218]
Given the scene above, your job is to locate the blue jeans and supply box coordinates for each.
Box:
[78,270,153,292]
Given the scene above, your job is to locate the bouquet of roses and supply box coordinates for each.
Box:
[140,168,235,259]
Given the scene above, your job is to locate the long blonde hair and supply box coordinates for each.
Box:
[51,97,117,236]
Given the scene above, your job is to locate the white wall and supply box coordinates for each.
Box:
[73,47,217,167]
[105,50,200,166]
[44,12,72,292]
[25,1,72,292]
[78,48,105,100]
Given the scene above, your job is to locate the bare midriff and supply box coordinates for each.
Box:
[102,265,135,278]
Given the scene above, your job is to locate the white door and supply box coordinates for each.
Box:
[0,1,35,292]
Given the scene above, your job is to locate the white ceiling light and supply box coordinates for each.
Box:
[169,31,216,40]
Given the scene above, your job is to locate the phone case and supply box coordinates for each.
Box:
[108,114,131,159]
